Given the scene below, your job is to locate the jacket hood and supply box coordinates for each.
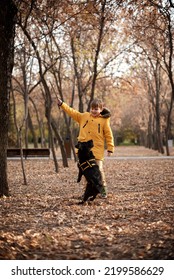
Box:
[100,107,111,118]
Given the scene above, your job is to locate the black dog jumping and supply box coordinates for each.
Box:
[76,140,104,204]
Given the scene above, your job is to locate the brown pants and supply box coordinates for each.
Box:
[95,160,107,192]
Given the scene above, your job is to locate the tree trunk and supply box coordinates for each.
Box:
[29,96,44,147]
[28,110,38,148]
[0,0,17,197]
[155,68,164,154]
[11,87,20,147]
[51,118,68,168]
[88,0,106,111]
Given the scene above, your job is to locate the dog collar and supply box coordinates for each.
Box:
[79,158,96,171]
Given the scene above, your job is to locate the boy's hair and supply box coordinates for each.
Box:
[90,98,103,109]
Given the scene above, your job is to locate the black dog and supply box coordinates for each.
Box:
[75,140,104,204]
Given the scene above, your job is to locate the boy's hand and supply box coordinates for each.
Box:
[57,98,63,106]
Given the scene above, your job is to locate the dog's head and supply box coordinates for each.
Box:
[75,140,94,159]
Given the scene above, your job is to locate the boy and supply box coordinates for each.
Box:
[57,98,114,198]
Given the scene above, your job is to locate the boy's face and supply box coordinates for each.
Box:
[90,106,102,117]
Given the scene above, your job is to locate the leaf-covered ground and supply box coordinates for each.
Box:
[0,146,174,260]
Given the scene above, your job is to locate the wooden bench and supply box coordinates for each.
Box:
[7,148,50,158]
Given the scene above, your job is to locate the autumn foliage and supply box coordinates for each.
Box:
[0,147,174,260]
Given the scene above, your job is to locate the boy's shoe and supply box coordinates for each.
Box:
[101,193,107,199]
[100,187,107,198]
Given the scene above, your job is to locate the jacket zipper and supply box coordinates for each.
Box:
[83,120,88,128]
[98,124,100,133]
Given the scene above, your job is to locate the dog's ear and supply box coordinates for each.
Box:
[75,141,83,149]
[75,142,80,149]
[87,139,94,148]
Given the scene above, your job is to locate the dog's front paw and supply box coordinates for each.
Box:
[89,196,96,201]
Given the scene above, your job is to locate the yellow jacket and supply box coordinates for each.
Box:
[60,102,114,160]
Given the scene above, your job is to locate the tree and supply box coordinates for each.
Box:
[123,0,174,154]
[0,0,17,197]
